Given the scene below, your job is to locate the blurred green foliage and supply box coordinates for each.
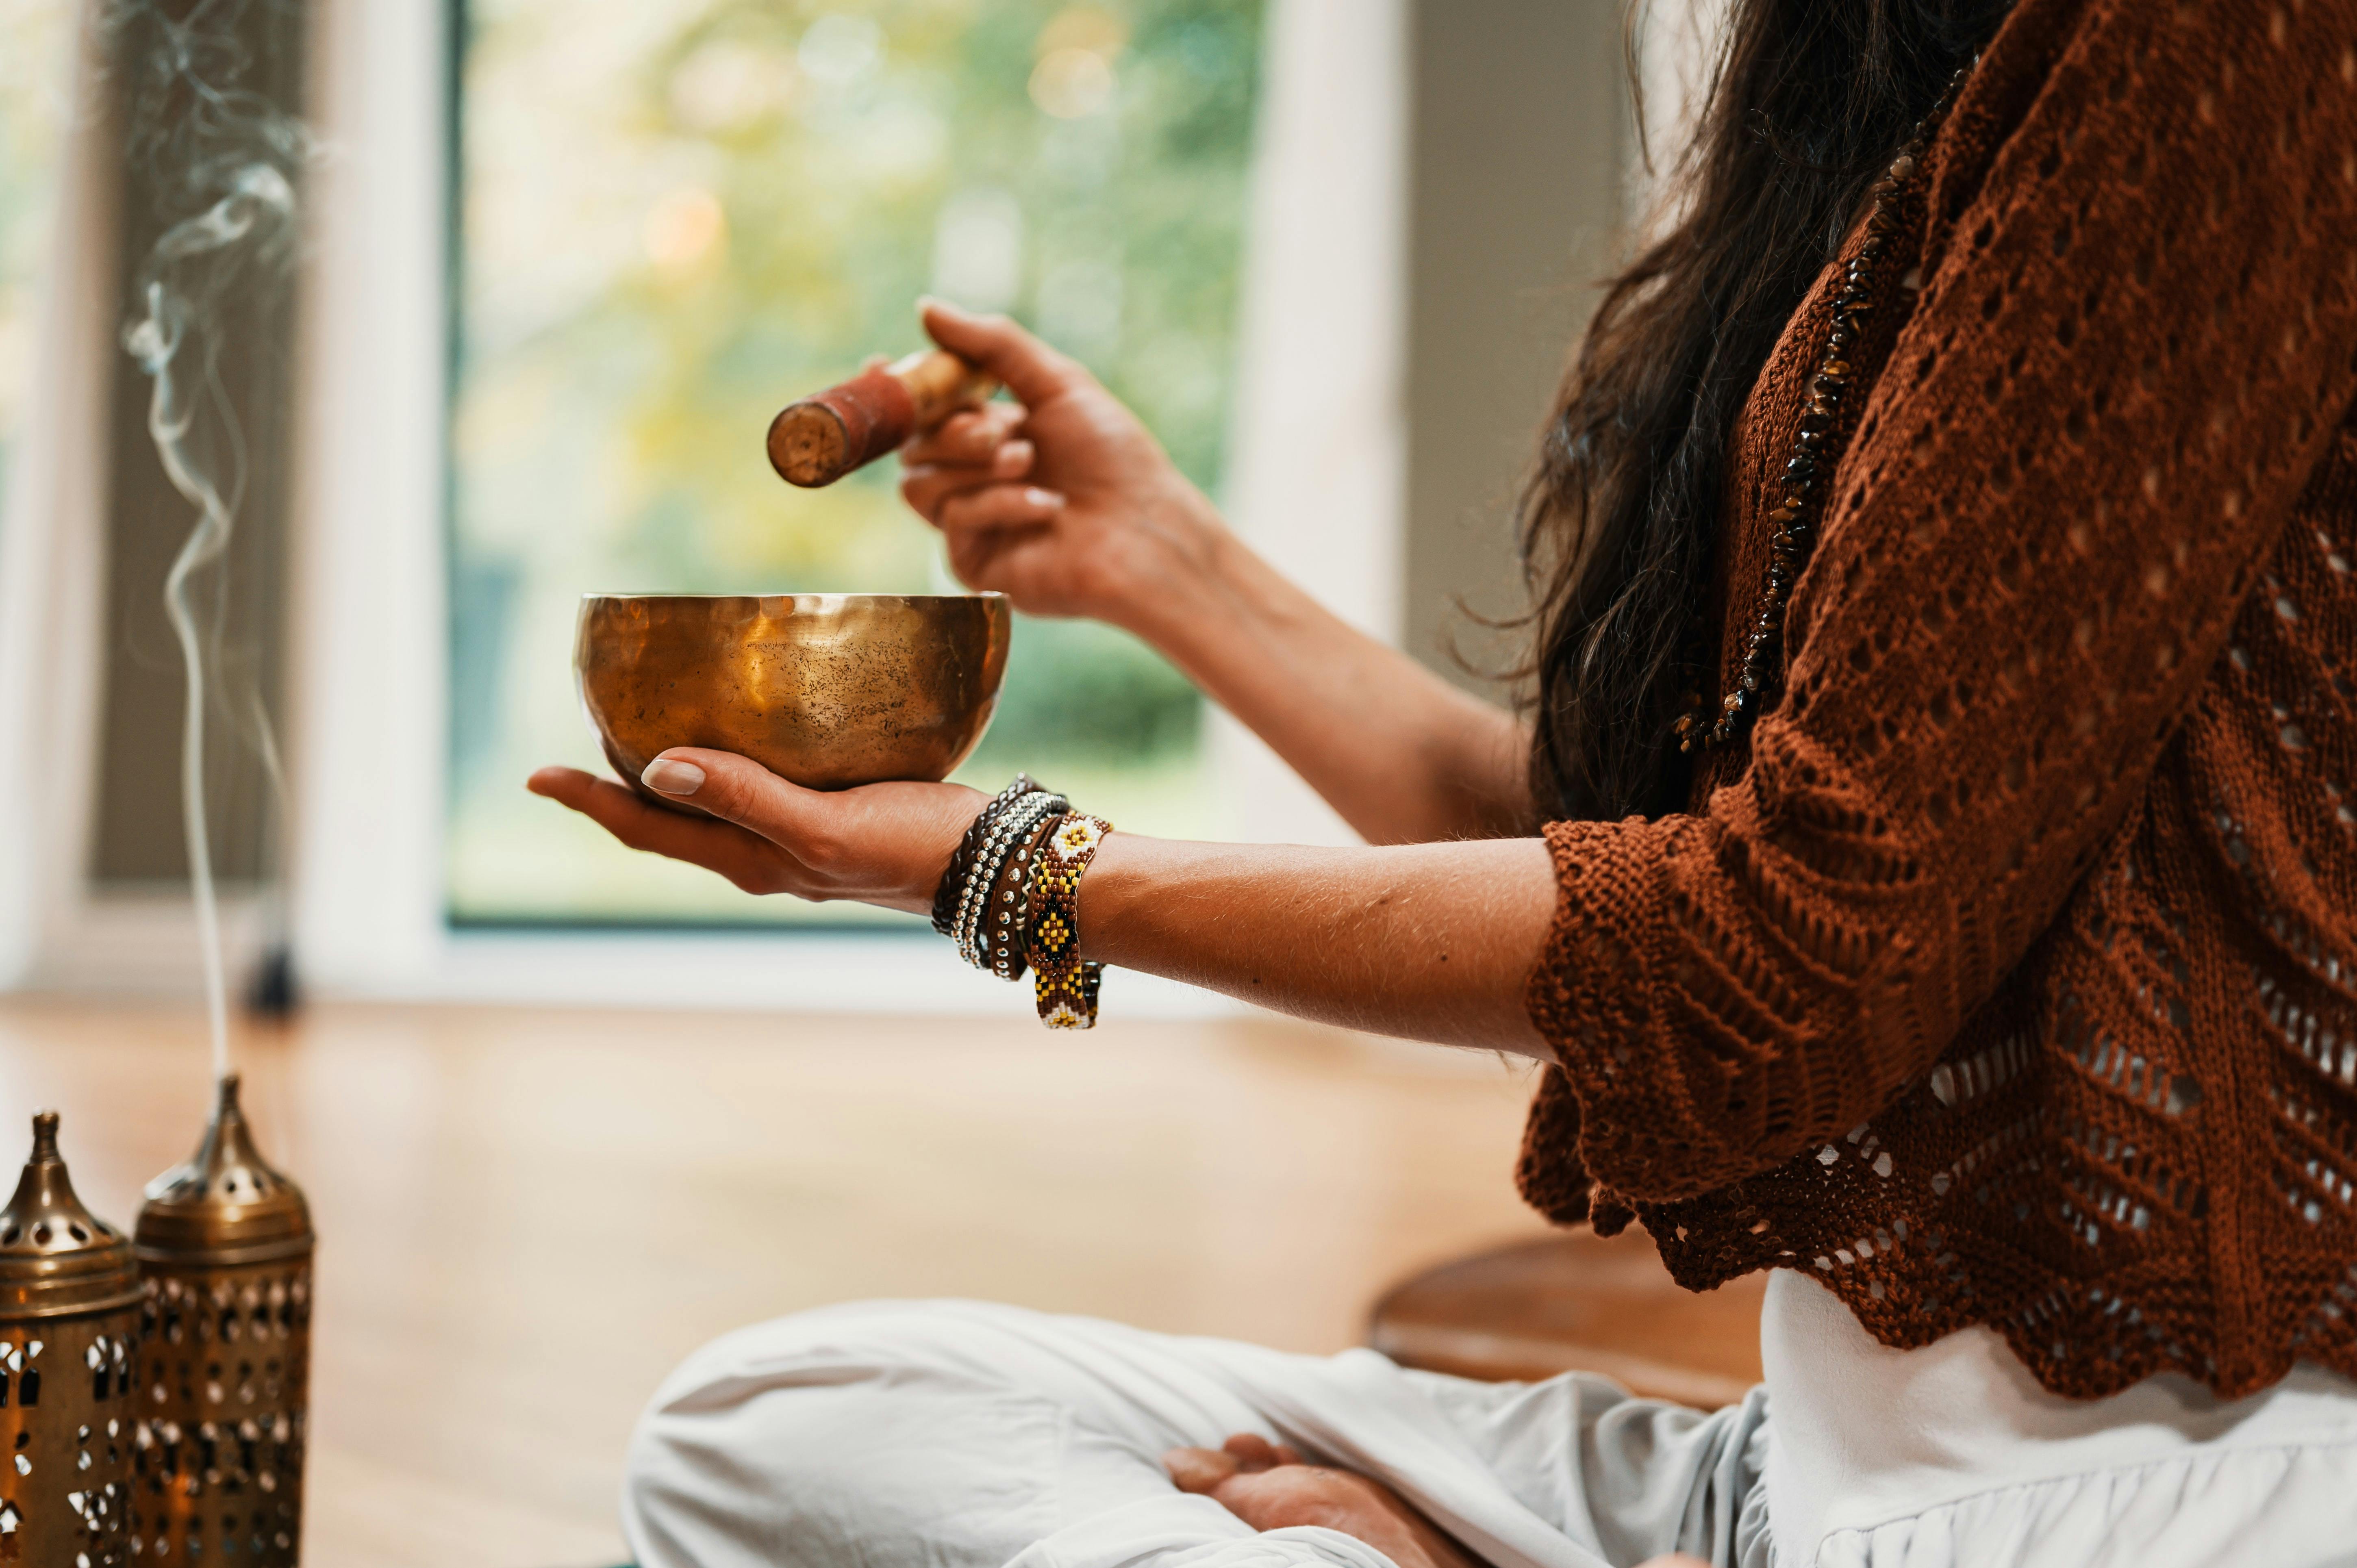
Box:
[449,0,1262,922]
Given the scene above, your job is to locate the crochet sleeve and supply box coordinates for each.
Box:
[1526,0,2357,1204]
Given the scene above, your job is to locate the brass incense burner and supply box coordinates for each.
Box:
[575,592,1012,796]
[130,1074,313,1565]
[0,1112,141,1567]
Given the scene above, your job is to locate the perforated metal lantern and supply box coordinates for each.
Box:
[0,1111,143,1568]
[130,1075,313,1566]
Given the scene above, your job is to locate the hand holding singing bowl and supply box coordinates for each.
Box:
[532,297,1223,913]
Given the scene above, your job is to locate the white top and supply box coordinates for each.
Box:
[1762,1269,2357,1562]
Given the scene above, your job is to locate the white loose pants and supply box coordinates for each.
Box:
[621,1299,1768,1568]
[620,1299,2357,1568]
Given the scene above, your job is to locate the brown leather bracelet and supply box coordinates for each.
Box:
[931,775,1037,937]
[983,809,1065,982]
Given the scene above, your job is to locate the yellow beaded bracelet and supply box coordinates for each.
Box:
[1028,813,1111,1029]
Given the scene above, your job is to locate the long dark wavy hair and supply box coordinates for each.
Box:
[1522,0,2014,822]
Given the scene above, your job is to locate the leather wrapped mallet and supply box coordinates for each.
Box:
[767,350,1002,487]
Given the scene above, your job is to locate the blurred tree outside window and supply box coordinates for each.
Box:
[450,0,1266,926]
[0,2,76,539]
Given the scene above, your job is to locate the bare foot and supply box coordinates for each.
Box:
[1163,1435,1712,1568]
[1164,1434,1478,1568]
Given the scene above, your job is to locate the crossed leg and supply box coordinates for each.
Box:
[622,1300,1766,1568]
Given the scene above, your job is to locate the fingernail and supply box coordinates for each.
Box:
[1026,487,1064,508]
[642,758,705,796]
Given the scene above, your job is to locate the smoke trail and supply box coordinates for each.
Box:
[108,1,308,1080]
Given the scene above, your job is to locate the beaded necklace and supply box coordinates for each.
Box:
[1677,65,1972,756]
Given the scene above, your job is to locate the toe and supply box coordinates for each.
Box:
[1164,1446,1242,1494]
[1221,1433,1284,1472]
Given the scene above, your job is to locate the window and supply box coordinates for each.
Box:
[448,0,1266,925]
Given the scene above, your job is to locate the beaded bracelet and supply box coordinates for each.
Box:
[954,790,1065,970]
[932,775,1038,937]
[952,793,1044,966]
[1028,813,1112,1029]
[984,808,1067,982]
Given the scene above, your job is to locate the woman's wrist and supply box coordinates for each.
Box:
[1109,496,1286,673]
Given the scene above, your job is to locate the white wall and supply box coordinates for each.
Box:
[1211,0,1411,851]
[0,10,161,992]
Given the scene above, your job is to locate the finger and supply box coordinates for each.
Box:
[1162,1446,1240,1494]
[1271,1442,1306,1467]
[943,519,1060,597]
[945,508,1081,597]
[900,462,997,523]
[528,767,780,883]
[902,404,1026,466]
[938,483,1064,540]
[1220,1434,1284,1472]
[921,297,1089,408]
[638,747,825,847]
[899,447,1036,521]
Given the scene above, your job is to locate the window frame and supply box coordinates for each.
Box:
[1,0,1412,1015]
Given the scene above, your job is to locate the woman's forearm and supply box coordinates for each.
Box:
[1127,528,1535,846]
[1079,832,1557,1057]
[532,748,1560,1056]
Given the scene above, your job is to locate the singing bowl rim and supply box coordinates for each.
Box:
[576,589,1010,609]
[573,590,1012,793]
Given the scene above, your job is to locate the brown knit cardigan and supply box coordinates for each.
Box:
[1517,0,2357,1401]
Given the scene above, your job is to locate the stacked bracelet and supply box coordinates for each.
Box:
[930,779,1115,1025]
[952,790,1065,970]
[932,775,1038,938]
[985,808,1063,982]
[1028,813,1112,1029]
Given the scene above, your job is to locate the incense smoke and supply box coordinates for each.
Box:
[108,1,309,1079]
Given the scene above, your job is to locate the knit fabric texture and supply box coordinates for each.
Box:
[1518,0,2357,1400]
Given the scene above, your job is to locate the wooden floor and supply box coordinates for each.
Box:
[0,997,1558,1568]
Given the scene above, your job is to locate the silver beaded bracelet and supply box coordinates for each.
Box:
[931,774,1039,938]
[987,812,1059,980]
[953,791,1064,970]
[954,793,1060,971]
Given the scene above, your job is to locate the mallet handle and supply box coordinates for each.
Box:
[766,350,1002,488]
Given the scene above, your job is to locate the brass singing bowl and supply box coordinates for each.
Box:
[576,593,1012,797]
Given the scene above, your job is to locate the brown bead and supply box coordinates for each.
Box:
[1688,71,1949,757]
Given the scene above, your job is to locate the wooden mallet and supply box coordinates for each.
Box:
[766,350,1002,488]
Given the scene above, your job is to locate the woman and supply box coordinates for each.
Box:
[530,0,2357,1561]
